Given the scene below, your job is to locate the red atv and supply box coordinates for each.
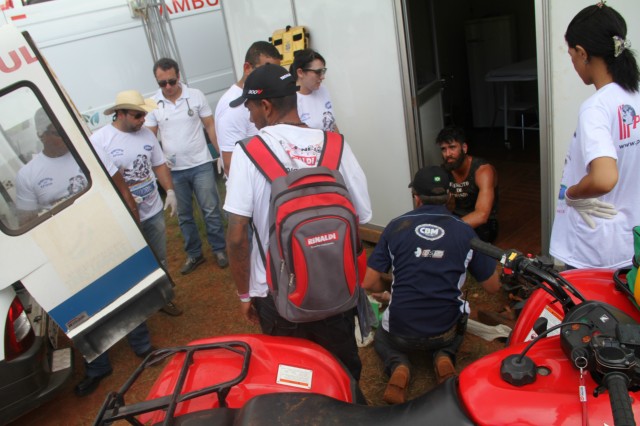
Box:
[94,240,640,426]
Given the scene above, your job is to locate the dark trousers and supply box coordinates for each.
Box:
[374,323,463,377]
[253,295,362,381]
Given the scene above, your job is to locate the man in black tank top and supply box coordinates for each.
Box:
[436,127,499,243]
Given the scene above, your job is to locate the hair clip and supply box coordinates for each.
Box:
[596,1,606,8]
[613,35,631,58]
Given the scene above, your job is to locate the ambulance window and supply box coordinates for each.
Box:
[0,85,89,233]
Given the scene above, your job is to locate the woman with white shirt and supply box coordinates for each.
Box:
[289,49,339,132]
[550,3,640,269]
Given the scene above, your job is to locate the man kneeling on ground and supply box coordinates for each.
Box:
[362,166,501,404]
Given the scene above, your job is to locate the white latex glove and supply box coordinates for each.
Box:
[216,157,225,176]
[164,189,177,217]
[565,193,617,229]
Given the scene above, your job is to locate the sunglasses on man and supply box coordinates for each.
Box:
[157,78,178,88]
[126,111,146,120]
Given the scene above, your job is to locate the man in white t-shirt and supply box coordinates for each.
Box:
[146,58,228,275]
[77,90,180,396]
[15,110,87,223]
[224,64,372,382]
[15,108,138,225]
[215,41,282,176]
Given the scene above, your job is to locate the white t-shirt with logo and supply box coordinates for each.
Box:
[90,124,165,222]
[15,151,87,211]
[297,85,338,131]
[224,125,372,297]
[145,84,213,170]
[214,84,259,153]
[550,82,640,268]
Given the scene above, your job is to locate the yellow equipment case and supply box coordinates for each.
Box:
[270,25,309,66]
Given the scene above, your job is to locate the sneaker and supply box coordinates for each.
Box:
[180,255,205,275]
[382,364,410,405]
[160,301,183,316]
[434,354,456,384]
[214,250,229,268]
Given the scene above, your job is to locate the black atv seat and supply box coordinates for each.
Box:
[167,378,474,426]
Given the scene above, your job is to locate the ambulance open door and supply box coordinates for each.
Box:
[0,26,173,362]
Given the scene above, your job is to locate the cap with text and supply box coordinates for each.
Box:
[229,63,298,107]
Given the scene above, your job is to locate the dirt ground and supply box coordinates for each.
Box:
[15,180,510,425]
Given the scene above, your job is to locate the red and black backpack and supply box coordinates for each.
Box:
[240,131,366,322]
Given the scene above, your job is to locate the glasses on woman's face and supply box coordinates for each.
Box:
[157,78,178,88]
[303,67,327,76]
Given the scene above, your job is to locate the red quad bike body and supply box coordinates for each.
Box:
[459,336,640,425]
[460,267,640,425]
[510,268,640,345]
[97,334,358,424]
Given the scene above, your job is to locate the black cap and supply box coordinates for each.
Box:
[229,63,298,107]
[409,166,450,196]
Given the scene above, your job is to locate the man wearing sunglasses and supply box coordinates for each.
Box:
[146,58,229,275]
[76,90,179,397]
[214,41,282,176]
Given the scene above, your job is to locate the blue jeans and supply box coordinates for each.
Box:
[141,209,167,267]
[85,322,151,377]
[253,295,362,381]
[374,323,463,377]
[172,163,226,257]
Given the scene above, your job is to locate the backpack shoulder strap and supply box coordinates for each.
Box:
[239,135,288,183]
[318,131,344,170]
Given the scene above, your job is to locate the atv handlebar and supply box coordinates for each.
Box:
[470,238,581,310]
[604,372,636,426]
[470,238,505,261]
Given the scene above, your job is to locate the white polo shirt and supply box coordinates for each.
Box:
[145,84,214,170]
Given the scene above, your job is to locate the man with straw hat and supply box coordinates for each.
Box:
[74,90,180,396]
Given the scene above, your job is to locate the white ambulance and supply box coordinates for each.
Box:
[0,24,173,422]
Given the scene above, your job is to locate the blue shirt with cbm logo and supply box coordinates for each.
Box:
[368,204,495,338]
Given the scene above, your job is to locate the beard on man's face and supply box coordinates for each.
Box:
[442,151,466,171]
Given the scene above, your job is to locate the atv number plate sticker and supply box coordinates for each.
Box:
[276,364,313,389]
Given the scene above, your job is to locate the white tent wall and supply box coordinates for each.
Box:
[536,0,640,252]
[220,0,414,231]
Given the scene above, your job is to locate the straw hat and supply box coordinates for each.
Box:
[104,90,158,115]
